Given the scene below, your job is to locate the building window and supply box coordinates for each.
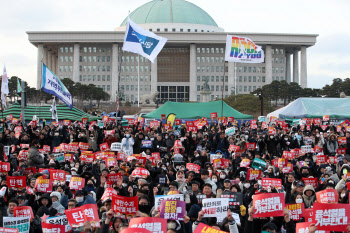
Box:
[157,28,160,32]
[281,67,284,73]
[216,85,219,91]
[197,85,200,91]
[98,75,101,81]
[262,76,266,82]
[249,76,252,82]
[197,95,200,101]
[253,76,256,82]
[211,76,214,82]
[107,75,111,81]
[172,28,176,32]
[239,76,242,82]
[164,28,168,32]
[197,76,200,81]
[188,29,191,32]
[180,28,183,32]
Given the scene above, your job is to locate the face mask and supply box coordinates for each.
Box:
[54,133,59,136]
[165,136,169,139]
[195,154,200,157]
[122,183,127,187]
[341,193,346,198]
[145,137,149,140]
[162,167,167,170]
[245,135,248,139]
[180,138,184,142]
[244,183,250,188]
[296,198,303,203]
[167,222,177,230]
[72,172,77,176]
[270,136,274,139]
[316,135,320,137]
[76,196,84,203]
[212,179,217,183]
[284,138,288,141]
[126,134,130,138]
[220,175,226,179]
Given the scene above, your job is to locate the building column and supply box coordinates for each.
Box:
[151,58,157,93]
[300,46,307,88]
[52,53,57,75]
[44,47,48,66]
[285,52,291,83]
[47,49,52,70]
[37,43,44,89]
[189,43,197,101]
[73,43,80,82]
[293,49,299,84]
[265,45,272,84]
[111,43,119,101]
[227,62,235,96]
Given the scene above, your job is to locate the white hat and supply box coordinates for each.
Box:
[50,191,61,201]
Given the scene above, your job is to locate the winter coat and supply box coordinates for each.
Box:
[27,146,45,167]
[302,185,316,208]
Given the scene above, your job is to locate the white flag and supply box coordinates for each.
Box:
[122,18,167,63]
[225,35,264,63]
[50,97,58,122]
[1,65,8,109]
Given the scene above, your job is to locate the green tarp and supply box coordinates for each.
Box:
[144,101,253,119]
[2,103,100,121]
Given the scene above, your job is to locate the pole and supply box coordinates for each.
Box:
[21,81,25,124]
[260,89,264,116]
[234,62,236,95]
[137,54,140,107]
[221,61,227,118]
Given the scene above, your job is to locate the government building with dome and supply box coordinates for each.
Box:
[27,0,317,103]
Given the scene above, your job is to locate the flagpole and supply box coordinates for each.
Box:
[221,61,227,118]
[234,62,236,95]
[138,54,140,108]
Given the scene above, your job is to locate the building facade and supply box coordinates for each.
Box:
[27,0,317,103]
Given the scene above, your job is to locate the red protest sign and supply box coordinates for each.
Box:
[320,125,328,131]
[42,145,51,153]
[185,121,193,127]
[63,120,71,126]
[210,112,217,119]
[14,206,34,220]
[240,159,250,168]
[99,142,109,151]
[120,229,152,233]
[313,118,321,125]
[0,228,19,233]
[174,119,181,125]
[268,127,276,135]
[149,121,160,128]
[68,142,79,152]
[261,178,283,190]
[282,151,294,160]
[337,148,346,155]
[117,151,127,161]
[316,155,327,164]
[69,177,85,190]
[316,189,338,204]
[79,142,89,151]
[164,124,171,131]
[20,144,29,149]
[221,158,230,168]
[105,130,115,136]
[81,118,88,124]
[81,151,94,163]
[64,153,73,162]
[129,217,167,233]
[194,223,226,233]
[312,202,350,232]
[131,167,150,178]
[42,222,65,233]
[338,137,346,145]
[111,195,138,215]
[328,156,338,164]
[323,115,330,121]
[151,152,160,161]
[60,143,68,152]
[304,208,313,222]
[253,193,285,218]
[49,169,66,182]
[245,142,256,150]
[213,158,222,169]
[286,203,304,221]
[18,150,28,161]
[227,117,234,123]
[282,163,293,173]
[278,158,288,168]
[247,169,261,180]
[229,145,240,152]
[35,179,53,193]
[105,158,117,167]
[65,204,100,228]
[186,163,201,173]
[107,173,122,183]
[0,162,10,173]
[296,222,315,233]
[101,188,118,202]
[302,177,318,189]
[7,176,26,189]
[187,126,197,133]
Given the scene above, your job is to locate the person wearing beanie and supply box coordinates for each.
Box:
[50,191,65,214]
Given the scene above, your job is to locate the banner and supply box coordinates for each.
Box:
[316,189,338,204]
[129,217,167,233]
[251,158,267,170]
[313,202,350,232]
[7,176,26,189]
[123,18,167,63]
[247,169,261,180]
[194,223,226,233]
[111,195,138,216]
[3,217,30,233]
[202,198,229,218]
[35,179,53,193]
[42,63,73,109]
[186,163,200,173]
[41,223,65,233]
[261,178,282,190]
[220,192,243,211]
[245,142,256,150]
[107,173,122,183]
[45,215,71,233]
[13,206,34,220]
[65,204,100,228]
[225,35,264,63]
[154,194,184,210]
[69,177,85,190]
[302,177,318,189]
[159,200,186,221]
[131,167,150,178]
[79,142,89,151]
[286,203,304,221]
[253,193,285,217]
[49,169,66,182]
[105,158,117,167]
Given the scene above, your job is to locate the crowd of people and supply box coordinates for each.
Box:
[0,115,350,233]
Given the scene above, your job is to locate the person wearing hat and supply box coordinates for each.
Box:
[36,193,57,217]
[302,184,316,208]
[74,190,96,207]
[16,195,27,206]
[50,191,65,215]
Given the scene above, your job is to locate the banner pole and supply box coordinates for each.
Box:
[138,54,140,108]
[221,61,227,118]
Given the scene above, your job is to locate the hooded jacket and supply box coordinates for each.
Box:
[302,185,316,208]
[27,146,45,167]
[50,192,65,215]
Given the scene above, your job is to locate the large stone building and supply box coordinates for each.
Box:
[27,0,317,103]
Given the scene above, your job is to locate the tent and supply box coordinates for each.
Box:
[267,101,293,121]
[144,101,253,119]
[277,98,350,119]
[2,103,100,122]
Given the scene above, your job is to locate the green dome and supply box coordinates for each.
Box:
[120,0,218,27]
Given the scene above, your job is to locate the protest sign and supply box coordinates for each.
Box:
[101,188,118,202]
[0,162,10,173]
[338,137,346,145]
[13,206,34,220]
[35,179,53,193]
[131,167,150,178]
[49,170,66,182]
[247,169,261,180]
[302,177,318,189]
[337,148,346,155]
[268,127,276,135]
[229,145,240,153]
[69,177,85,190]
[210,112,217,119]
[46,215,71,233]
[202,198,229,218]
[154,194,184,210]
[240,159,250,168]
[107,173,122,183]
[186,163,200,173]
[3,217,30,233]
[316,189,338,204]
[253,193,285,218]
[68,142,79,152]
[282,151,293,160]
[313,202,350,232]
[225,127,235,136]
[282,163,293,173]
[65,204,100,228]
[316,155,327,164]
[278,158,288,168]
[129,217,167,233]
[78,142,89,151]
[111,195,138,216]
[100,142,109,151]
[105,158,117,167]
[220,192,243,211]
[7,176,26,189]
[286,203,304,221]
[245,142,256,150]
[251,158,267,170]
[193,223,226,233]
[111,143,123,152]
[160,200,186,221]
[120,229,152,233]
[41,223,65,233]
[261,178,283,190]
[0,228,19,233]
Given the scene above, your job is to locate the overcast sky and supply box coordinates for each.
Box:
[1,0,349,89]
